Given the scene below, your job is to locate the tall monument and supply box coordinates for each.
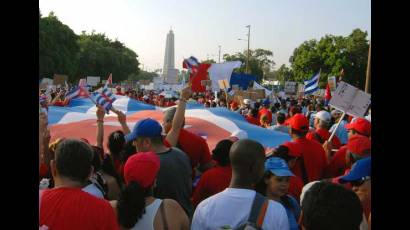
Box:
[162,29,179,84]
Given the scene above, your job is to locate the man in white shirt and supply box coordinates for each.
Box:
[192,139,289,230]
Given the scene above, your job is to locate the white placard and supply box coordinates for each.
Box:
[87,76,101,86]
[329,81,371,118]
[284,81,297,94]
[328,76,337,91]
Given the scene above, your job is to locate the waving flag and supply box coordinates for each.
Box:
[183,56,200,69]
[105,73,112,87]
[304,71,320,94]
[92,86,116,112]
[47,98,291,150]
[65,85,89,100]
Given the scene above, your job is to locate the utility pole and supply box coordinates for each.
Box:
[218,45,221,63]
[246,25,250,74]
[365,41,371,93]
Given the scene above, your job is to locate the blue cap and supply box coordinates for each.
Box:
[262,98,270,106]
[125,118,163,142]
[265,157,294,177]
[339,157,371,183]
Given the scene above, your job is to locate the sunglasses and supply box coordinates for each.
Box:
[350,176,371,187]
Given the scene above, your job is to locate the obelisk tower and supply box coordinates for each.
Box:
[162,29,178,84]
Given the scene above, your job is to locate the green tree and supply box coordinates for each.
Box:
[39,12,79,79]
[75,32,140,83]
[201,59,216,64]
[128,70,157,82]
[275,64,294,85]
[289,29,369,89]
[223,48,275,82]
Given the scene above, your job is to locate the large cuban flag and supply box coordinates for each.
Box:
[48,96,291,150]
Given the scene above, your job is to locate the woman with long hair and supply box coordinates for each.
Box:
[112,152,189,230]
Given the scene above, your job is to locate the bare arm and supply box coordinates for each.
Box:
[96,105,105,149]
[164,199,190,230]
[50,91,63,105]
[165,87,191,147]
[112,109,130,134]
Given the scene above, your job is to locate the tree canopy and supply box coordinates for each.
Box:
[39,12,140,83]
[289,29,369,89]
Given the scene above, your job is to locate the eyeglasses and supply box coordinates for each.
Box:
[350,176,371,187]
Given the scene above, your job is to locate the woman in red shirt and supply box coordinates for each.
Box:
[192,139,233,207]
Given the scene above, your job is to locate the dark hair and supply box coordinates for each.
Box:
[212,139,233,166]
[91,146,103,172]
[211,101,217,107]
[255,171,294,210]
[117,181,153,228]
[254,102,261,110]
[205,101,211,107]
[121,141,137,163]
[302,182,363,230]
[101,154,124,188]
[274,103,281,110]
[250,108,258,118]
[55,139,93,183]
[108,130,125,160]
[291,128,308,138]
[276,112,286,125]
[272,145,296,163]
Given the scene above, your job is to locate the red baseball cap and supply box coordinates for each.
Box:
[230,101,238,109]
[285,114,309,131]
[280,141,302,157]
[124,152,160,188]
[347,134,371,157]
[345,118,371,136]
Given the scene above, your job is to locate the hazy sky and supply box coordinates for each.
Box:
[39,0,371,72]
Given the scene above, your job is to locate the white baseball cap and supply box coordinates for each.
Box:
[314,111,331,123]
[243,99,251,105]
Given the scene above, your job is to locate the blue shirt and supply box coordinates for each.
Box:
[329,120,348,145]
[281,195,301,230]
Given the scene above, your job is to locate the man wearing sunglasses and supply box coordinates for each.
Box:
[339,157,371,230]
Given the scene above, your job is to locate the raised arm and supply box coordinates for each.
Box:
[112,109,130,135]
[165,86,191,147]
[96,105,105,149]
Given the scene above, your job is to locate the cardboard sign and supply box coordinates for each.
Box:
[285,81,297,94]
[329,81,371,118]
[218,79,230,89]
[201,80,212,86]
[53,74,68,85]
[87,76,101,86]
[248,89,266,99]
[328,76,337,91]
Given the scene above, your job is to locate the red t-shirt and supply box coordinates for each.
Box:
[53,101,67,107]
[164,129,212,179]
[245,115,260,126]
[323,146,348,178]
[39,163,49,179]
[39,188,119,230]
[292,137,328,184]
[165,101,176,107]
[288,175,304,203]
[192,166,232,207]
[306,128,342,149]
[258,108,272,124]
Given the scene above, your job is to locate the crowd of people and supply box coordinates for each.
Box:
[39,84,371,230]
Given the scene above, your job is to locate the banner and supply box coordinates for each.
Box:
[284,81,297,95]
[328,81,371,118]
[87,76,101,86]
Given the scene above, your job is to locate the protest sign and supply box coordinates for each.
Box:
[87,76,100,86]
[328,76,337,91]
[284,81,297,95]
[53,74,68,85]
[328,81,371,118]
[218,79,230,89]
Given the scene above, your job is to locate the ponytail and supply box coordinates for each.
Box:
[117,181,148,228]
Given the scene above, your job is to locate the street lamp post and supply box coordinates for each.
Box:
[246,25,250,74]
[218,45,221,63]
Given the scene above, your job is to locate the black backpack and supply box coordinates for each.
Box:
[235,192,269,230]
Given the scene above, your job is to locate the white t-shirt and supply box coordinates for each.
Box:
[192,188,289,230]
